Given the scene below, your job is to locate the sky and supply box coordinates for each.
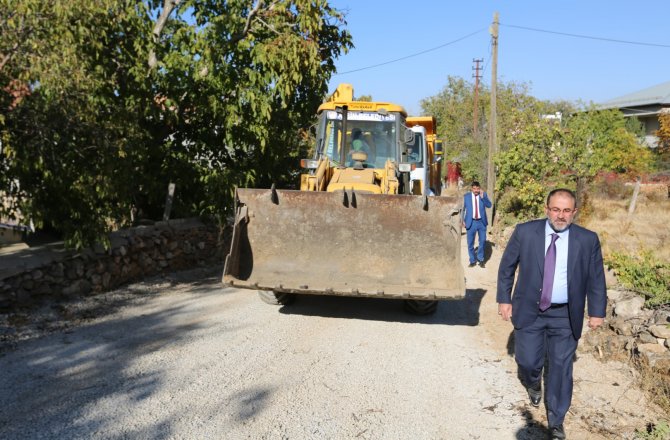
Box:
[327,0,670,116]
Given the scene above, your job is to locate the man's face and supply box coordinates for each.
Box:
[545,193,577,232]
[472,185,481,196]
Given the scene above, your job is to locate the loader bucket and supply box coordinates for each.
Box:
[223,188,465,300]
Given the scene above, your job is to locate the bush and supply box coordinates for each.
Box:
[607,250,670,307]
[636,420,670,440]
[496,184,547,224]
[591,173,634,200]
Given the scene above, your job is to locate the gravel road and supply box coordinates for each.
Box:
[1,281,535,438]
[0,240,661,439]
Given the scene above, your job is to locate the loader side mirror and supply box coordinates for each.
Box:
[404,128,415,144]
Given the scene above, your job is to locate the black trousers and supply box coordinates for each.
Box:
[514,305,578,426]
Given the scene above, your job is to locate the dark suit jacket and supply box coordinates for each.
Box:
[462,192,492,228]
[496,219,607,339]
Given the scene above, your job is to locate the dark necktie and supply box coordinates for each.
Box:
[474,195,479,219]
[540,233,559,311]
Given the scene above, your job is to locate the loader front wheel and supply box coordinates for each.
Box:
[403,299,438,315]
[258,290,295,306]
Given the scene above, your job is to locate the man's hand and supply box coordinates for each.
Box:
[588,316,604,330]
[498,303,512,321]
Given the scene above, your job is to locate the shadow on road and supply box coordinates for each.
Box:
[278,288,487,326]
[0,288,223,439]
[515,409,549,439]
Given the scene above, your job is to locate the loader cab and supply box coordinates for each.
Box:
[317,110,404,169]
[303,91,408,194]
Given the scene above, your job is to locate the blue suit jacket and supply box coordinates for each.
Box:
[496,219,607,339]
[462,192,492,228]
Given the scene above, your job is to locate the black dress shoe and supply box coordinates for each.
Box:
[549,424,566,439]
[526,383,541,407]
[468,262,476,267]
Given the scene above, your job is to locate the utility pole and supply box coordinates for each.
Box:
[472,58,483,139]
[487,12,499,216]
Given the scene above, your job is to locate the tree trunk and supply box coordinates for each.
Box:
[574,176,588,222]
[148,0,182,68]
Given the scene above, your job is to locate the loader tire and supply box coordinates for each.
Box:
[257,290,295,306]
[403,299,438,315]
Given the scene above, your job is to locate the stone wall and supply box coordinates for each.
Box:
[583,288,670,373]
[0,218,224,310]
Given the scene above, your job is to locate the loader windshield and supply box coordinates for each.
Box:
[321,111,399,168]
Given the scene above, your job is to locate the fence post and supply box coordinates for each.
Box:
[628,177,641,218]
[163,183,175,221]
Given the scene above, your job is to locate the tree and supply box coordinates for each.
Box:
[421,76,653,224]
[494,106,653,223]
[560,107,652,211]
[1,0,352,247]
[1,0,151,245]
[655,109,670,169]
[420,76,572,184]
[495,119,563,223]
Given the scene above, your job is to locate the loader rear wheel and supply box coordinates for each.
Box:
[403,299,438,315]
[257,290,295,306]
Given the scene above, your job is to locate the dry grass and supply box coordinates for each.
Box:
[582,192,670,263]
[582,189,670,417]
[635,358,670,417]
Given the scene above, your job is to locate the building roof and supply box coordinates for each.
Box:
[599,80,670,110]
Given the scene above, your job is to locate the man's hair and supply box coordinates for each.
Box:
[471,181,481,187]
[546,188,577,206]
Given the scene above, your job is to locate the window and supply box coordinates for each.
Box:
[406,133,424,166]
[320,111,399,168]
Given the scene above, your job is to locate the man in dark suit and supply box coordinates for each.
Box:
[462,181,492,268]
[497,188,607,440]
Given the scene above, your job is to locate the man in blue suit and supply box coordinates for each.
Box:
[462,181,492,268]
[497,188,607,440]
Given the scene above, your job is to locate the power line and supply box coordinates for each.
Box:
[482,40,492,75]
[502,23,670,48]
[334,28,487,75]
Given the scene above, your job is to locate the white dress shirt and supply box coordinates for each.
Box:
[545,221,569,304]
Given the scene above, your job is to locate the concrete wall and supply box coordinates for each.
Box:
[0,218,223,310]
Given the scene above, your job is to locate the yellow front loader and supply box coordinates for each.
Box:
[222,84,464,313]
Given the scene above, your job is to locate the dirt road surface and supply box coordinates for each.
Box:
[0,237,662,439]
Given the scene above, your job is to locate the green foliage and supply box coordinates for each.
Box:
[636,420,670,440]
[1,0,352,248]
[420,76,486,182]
[420,77,656,225]
[420,76,572,186]
[494,115,568,221]
[562,107,652,180]
[495,106,652,221]
[607,250,670,307]
[654,112,670,170]
[453,136,487,183]
[1,0,151,246]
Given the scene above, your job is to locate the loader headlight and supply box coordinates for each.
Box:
[398,163,414,172]
[300,159,319,169]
